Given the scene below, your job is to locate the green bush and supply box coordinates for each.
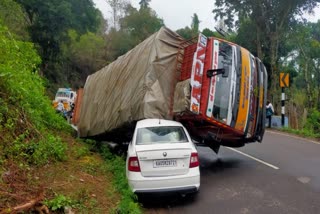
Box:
[0,24,69,132]
[305,109,320,137]
[45,190,100,213]
[282,109,320,138]
[44,194,73,211]
[30,134,67,164]
[0,22,70,165]
[99,144,141,214]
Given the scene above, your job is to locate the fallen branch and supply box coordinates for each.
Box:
[0,193,44,214]
[0,191,26,200]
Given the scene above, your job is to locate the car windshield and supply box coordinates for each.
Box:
[136,126,188,145]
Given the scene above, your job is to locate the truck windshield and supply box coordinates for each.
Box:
[136,126,188,145]
[212,42,234,124]
[56,91,70,98]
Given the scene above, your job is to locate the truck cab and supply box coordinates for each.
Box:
[174,34,267,148]
[52,88,77,111]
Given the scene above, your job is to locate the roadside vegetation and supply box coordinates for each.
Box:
[0,20,140,213]
[98,143,141,213]
[0,0,319,212]
[281,109,320,139]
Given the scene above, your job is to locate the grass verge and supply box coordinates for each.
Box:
[0,133,122,213]
[97,142,142,214]
[280,127,320,140]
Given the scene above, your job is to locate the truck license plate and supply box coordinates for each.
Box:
[153,159,177,168]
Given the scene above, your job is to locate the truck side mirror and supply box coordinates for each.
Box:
[222,66,229,78]
[207,67,229,78]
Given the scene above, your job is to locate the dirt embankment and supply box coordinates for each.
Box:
[0,133,120,213]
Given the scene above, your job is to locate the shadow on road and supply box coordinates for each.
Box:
[138,193,197,209]
[200,157,242,172]
[140,157,243,210]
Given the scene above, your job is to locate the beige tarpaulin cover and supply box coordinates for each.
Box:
[78,27,186,137]
[173,79,191,113]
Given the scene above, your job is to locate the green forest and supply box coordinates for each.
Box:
[0,0,319,212]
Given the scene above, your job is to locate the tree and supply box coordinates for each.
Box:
[0,0,29,40]
[61,30,106,87]
[176,27,194,40]
[176,13,201,39]
[120,5,164,44]
[201,28,215,37]
[106,0,129,29]
[191,13,200,34]
[139,0,151,10]
[17,0,103,60]
[15,0,104,87]
[69,0,105,34]
[102,3,163,61]
[201,28,230,40]
[213,0,320,95]
[286,21,320,109]
[105,28,136,60]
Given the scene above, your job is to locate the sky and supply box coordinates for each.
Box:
[93,0,320,31]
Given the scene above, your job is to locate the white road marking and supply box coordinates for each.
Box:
[266,130,320,145]
[297,177,311,184]
[227,147,280,170]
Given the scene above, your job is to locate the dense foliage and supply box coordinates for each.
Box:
[105,3,164,60]
[0,22,69,166]
[13,0,104,91]
[0,0,29,40]
[7,0,165,93]
[0,21,71,211]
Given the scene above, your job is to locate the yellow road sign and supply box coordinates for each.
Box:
[280,73,289,88]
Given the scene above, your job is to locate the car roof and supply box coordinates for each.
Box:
[136,119,183,128]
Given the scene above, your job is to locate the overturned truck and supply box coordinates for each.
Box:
[76,27,267,153]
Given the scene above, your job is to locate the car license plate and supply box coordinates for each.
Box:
[153,159,177,168]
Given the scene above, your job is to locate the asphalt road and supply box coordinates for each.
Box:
[142,130,320,214]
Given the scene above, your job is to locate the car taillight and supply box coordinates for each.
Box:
[128,156,140,172]
[189,152,199,168]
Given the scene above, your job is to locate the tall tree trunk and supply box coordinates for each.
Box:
[269,33,278,99]
[298,43,314,109]
[317,64,320,111]
[318,83,320,111]
[256,25,263,60]
[304,63,313,108]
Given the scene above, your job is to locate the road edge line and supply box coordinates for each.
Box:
[227,147,280,170]
[266,130,320,145]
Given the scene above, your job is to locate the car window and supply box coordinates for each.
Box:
[136,126,188,145]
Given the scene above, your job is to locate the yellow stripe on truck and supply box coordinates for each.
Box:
[235,48,251,132]
[259,63,264,109]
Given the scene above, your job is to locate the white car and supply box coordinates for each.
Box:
[126,119,200,195]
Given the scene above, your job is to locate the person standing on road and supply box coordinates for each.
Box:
[266,100,274,128]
